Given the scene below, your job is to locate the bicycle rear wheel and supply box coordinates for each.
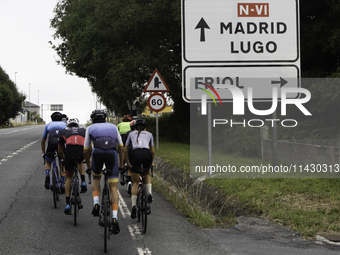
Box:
[137,187,141,222]
[73,179,79,226]
[141,186,147,233]
[52,171,57,209]
[102,188,110,253]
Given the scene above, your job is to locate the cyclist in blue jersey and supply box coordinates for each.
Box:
[84,110,124,234]
[124,119,155,219]
[41,111,67,192]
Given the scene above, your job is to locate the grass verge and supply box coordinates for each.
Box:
[155,139,340,239]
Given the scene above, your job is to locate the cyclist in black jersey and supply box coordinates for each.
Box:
[58,118,87,215]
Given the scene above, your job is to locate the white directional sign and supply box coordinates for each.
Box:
[183,0,299,62]
[184,65,299,102]
[182,0,301,102]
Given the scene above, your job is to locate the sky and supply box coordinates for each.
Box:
[0,0,100,124]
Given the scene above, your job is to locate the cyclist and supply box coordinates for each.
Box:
[117,115,133,192]
[83,110,124,234]
[123,120,136,195]
[41,111,67,193]
[117,115,132,145]
[58,118,87,215]
[124,119,155,219]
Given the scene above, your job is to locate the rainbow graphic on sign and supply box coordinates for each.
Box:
[198,83,222,115]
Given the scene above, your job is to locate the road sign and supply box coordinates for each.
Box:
[147,93,167,112]
[184,65,299,102]
[181,0,301,102]
[144,69,170,93]
[182,0,299,63]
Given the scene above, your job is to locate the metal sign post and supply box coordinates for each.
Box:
[145,70,170,150]
[156,112,159,150]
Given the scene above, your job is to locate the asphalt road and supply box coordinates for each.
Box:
[1,125,340,255]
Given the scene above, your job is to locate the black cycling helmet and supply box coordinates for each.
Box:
[90,110,106,123]
[62,114,68,121]
[135,119,146,129]
[51,111,63,121]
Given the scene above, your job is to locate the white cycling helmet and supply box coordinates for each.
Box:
[67,118,79,127]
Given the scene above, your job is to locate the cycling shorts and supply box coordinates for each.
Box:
[64,145,84,176]
[45,150,62,163]
[91,148,119,183]
[130,148,152,173]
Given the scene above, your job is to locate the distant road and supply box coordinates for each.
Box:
[0,125,339,254]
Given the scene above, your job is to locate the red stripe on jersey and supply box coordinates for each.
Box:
[66,135,85,146]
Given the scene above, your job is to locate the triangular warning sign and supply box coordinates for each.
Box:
[143,69,170,93]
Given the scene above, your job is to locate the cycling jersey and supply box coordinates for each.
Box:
[117,122,131,135]
[58,127,86,174]
[59,127,86,148]
[126,130,154,172]
[84,122,123,182]
[42,121,67,160]
[125,130,154,150]
[84,122,122,150]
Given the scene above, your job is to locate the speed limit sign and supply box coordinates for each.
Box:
[147,93,166,112]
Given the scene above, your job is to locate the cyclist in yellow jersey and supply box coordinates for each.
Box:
[117,115,132,144]
[117,115,133,192]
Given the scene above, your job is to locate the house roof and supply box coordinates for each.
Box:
[24,101,40,108]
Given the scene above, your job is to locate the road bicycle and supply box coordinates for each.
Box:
[87,168,112,253]
[69,157,84,226]
[44,151,61,209]
[136,165,154,234]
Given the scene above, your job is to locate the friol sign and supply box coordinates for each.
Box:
[182,0,299,63]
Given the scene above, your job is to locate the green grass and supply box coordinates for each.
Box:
[155,139,340,239]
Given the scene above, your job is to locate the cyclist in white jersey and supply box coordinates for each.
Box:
[124,119,155,219]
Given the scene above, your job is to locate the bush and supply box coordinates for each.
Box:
[145,114,190,144]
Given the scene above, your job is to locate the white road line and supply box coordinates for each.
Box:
[0,127,35,136]
[128,224,143,240]
[118,190,131,219]
[119,190,153,255]
[0,139,39,163]
[137,247,152,255]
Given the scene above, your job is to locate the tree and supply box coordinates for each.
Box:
[50,0,185,118]
[0,66,26,125]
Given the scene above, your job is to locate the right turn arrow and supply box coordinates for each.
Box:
[271,77,288,87]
